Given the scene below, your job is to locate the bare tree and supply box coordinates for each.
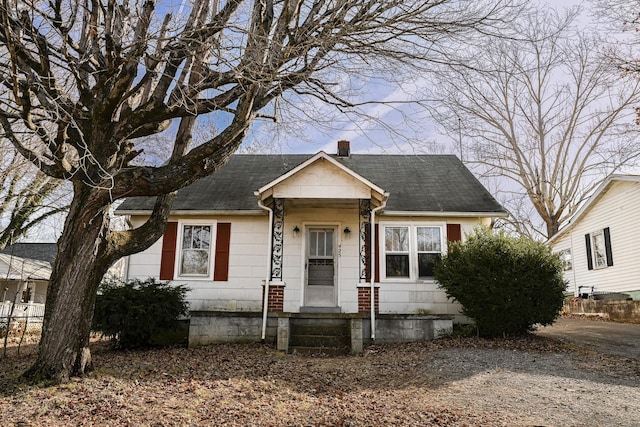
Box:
[0,142,68,249]
[428,7,640,239]
[592,0,640,103]
[1,0,520,382]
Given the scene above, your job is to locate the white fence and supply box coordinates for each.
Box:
[1,302,45,336]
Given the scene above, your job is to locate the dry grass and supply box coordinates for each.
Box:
[1,335,638,426]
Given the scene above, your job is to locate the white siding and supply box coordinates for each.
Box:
[551,181,640,297]
[125,212,494,315]
[272,160,371,199]
[127,215,270,311]
[281,206,360,312]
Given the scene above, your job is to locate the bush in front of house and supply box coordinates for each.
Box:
[92,278,189,349]
[434,227,565,337]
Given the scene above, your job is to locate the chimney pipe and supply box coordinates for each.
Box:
[337,140,350,157]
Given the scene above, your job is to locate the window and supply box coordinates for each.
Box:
[382,224,443,279]
[558,249,572,271]
[385,227,410,277]
[160,222,231,281]
[585,227,613,270]
[591,231,607,269]
[417,227,442,277]
[180,225,211,276]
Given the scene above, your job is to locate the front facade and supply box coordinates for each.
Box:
[118,142,506,346]
[549,175,640,300]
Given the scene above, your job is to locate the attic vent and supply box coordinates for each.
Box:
[337,140,350,157]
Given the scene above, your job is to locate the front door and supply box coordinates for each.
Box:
[304,227,337,307]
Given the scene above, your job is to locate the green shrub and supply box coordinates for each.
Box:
[92,278,189,349]
[434,227,565,337]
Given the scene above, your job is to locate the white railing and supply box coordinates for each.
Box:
[0,302,45,321]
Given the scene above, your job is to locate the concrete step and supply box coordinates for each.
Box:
[288,316,351,355]
[290,323,349,337]
[289,346,350,356]
[289,333,350,348]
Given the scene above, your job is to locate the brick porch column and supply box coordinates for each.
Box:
[263,283,285,312]
[358,286,379,314]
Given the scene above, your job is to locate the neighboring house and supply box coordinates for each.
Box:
[0,242,127,307]
[117,141,507,349]
[0,243,56,304]
[549,175,640,301]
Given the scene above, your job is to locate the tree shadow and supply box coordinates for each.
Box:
[1,335,637,400]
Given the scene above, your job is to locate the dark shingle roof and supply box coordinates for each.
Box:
[0,242,58,264]
[117,154,505,215]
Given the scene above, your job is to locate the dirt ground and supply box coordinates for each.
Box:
[1,323,639,426]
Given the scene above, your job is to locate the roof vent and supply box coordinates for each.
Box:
[337,140,350,157]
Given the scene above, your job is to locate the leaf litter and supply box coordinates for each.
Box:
[1,334,638,426]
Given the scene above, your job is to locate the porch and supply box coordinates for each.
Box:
[188,311,453,354]
[254,151,387,316]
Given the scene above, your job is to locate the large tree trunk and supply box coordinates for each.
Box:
[24,184,113,383]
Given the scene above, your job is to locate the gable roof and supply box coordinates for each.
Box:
[0,243,58,264]
[117,154,506,216]
[256,151,386,198]
[548,175,640,244]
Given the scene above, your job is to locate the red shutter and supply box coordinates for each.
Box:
[447,224,462,242]
[213,223,231,281]
[160,222,178,280]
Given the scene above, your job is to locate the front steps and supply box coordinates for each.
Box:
[288,315,352,355]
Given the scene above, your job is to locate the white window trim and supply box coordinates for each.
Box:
[379,222,445,282]
[175,220,217,280]
[557,248,572,272]
[590,230,607,270]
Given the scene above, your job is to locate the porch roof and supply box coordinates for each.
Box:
[0,254,52,281]
[117,153,506,216]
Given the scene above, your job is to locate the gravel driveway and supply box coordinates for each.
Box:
[424,344,639,426]
[535,317,640,359]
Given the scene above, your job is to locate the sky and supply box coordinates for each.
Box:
[8,0,628,243]
[229,1,591,158]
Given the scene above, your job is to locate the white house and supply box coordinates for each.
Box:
[117,141,507,351]
[548,175,640,301]
[0,243,56,304]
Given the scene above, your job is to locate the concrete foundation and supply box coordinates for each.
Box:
[189,311,279,347]
[363,314,453,344]
[188,311,454,351]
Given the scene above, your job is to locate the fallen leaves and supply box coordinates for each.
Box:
[0,336,638,426]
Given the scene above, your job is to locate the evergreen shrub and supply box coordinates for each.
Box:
[93,278,189,349]
[434,228,565,337]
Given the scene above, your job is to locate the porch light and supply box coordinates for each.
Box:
[343,227,351,235]
[293,225,300,236]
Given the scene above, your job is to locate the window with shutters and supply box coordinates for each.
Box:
[160,221,231,281]
[585,227,613,270]
[381,223,446,280]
